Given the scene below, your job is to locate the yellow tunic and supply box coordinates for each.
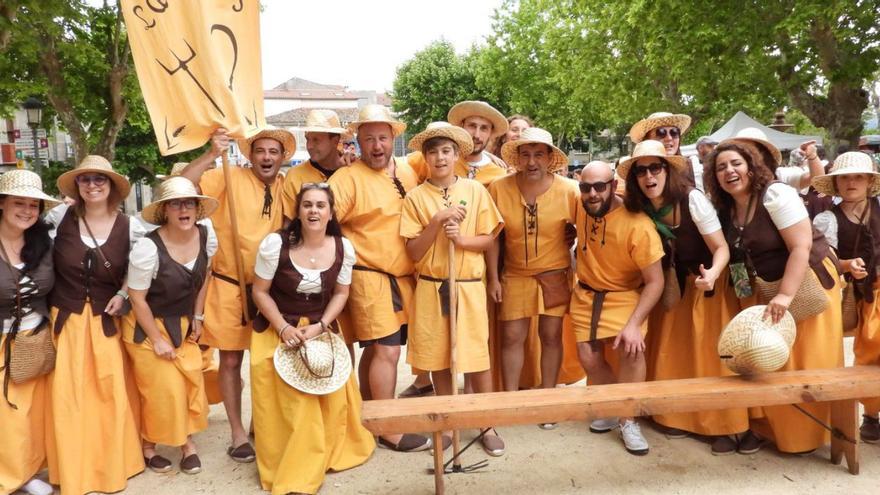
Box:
[199,166,284,350]
[280,160,331,220]
[122,314,208,446]
[407,151,510,187]
[250,321,375,495]
[570,204,664,342]
[46,306,144,495]
[329,159,418,341]
[0,336,49,495]
[400,178,503,372]
[856,281,880,415]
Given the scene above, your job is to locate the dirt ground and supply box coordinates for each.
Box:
[58,337,879,494]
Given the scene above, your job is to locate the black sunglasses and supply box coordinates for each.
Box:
[579,180,613,194]
[633,162,667,178]
[653,127,680,139]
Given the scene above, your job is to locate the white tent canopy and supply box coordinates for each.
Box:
[681,111,823,157]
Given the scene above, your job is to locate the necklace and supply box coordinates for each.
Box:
[309,256,316,264]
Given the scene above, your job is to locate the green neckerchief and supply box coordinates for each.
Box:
[644,203,676,240]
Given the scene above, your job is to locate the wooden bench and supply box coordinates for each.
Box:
[362,366,880,494]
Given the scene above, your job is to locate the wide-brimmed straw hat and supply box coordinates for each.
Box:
[628,112,692,143]
[812,151,880,197]
[274,331,351,395]
[0,169,61,211]
[298,109,349,135]
[616,140,689,180]
[407,121,474,156]
[238,127,297,162]
[57,155,131,200]
[719,127,783,168]
[140,176,219,225]
[347,104,407,138]
[447,101,509,139]
[500,127,568,174]
[717,305,796,375]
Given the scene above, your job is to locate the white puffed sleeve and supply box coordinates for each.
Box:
[763,182,808,230]
[775,166,807,190]
[129,215,147,250]
[336,237,357,285]
[812,210,838,250]
[687,189,721,235]
[126,237,159,291]
[201,218,219,258]
[254,233,283,280]
[44,203,69,239]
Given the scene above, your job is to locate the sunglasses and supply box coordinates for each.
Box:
[166,198,198,210]
[652,127,680,139]
[75,174,109,186]
[302,182,331,190]
[633,162,667,178]
[579,180,613,194]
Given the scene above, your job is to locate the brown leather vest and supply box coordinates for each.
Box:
[801,189,834,220]
[0,248,54,324]
[833,200,880,302]
[50,209,130,336]
[253,233,344,333]
[666,189,715,297]
[133,225,209,347]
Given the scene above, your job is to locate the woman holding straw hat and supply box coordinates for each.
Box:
[811,151,880,443]
[44,155,145,495]
[122,176,219,475]
[251,183,374,495]
[618,140,746,455]
[0,170,59,495]
[703,142,843,455]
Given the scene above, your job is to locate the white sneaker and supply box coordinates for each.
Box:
[619,419,649,455]
[22,478,54,495]
[589,417,619,433]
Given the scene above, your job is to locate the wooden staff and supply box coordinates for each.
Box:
[448,237,461,472]
[221,153,251,324]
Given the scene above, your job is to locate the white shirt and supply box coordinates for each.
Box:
[763,182,809,230]
[466,152,493,170]
[2,263,42,334]
[255,234,355,294]
[687,189,722,235]
[690,156,704,192]
[126,223,219,291]
[775,165,808,191]
[46,203,145,249]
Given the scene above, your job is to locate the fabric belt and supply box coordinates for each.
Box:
[211,271,256,325]
[418,274,481,317]
[352,265,404,312]
[577,280,609,342]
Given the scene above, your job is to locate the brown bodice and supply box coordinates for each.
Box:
[833,200,880,302]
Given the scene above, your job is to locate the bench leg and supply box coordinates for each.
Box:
[433,431,445,494]
[829,399,859,475]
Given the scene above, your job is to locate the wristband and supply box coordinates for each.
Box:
[193,314,205,322]
[805,154,818,161]
[277,323,291,336]
[116,290,129,300]
[319,320,328,332]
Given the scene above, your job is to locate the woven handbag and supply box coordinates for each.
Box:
[754,269,829,322]
[841,282,860,332]
[9,324,55,384]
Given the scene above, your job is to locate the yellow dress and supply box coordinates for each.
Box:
[400,178,503,372]
[856,281,880,415]
[329,159,418,342]
[199,167,284,351]
[280,160,331,220]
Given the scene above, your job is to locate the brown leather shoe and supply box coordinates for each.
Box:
[144,454,173,473]
[180,454,202,474]
[227,442,256,463]
[861,415,880,444]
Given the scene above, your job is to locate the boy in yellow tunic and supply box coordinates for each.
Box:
[571,161,664,456]
[181,126,293,462]
[400,122,506,455]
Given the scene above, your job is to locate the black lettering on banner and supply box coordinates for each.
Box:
[210,24,238,91]
[146,0,169,13]
[163,117,186,151]
[156,40,226,117]
[132,5,156,30]
[233,0,243,12]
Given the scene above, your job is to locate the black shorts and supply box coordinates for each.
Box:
[358,324,408,348]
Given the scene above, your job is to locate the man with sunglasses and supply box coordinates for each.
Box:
[570,161,665,456]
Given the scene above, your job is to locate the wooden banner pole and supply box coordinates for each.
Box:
[448,238,461,471]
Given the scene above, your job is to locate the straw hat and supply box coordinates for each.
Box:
[57,155,131,200]
[407,121,474,156]
[717,305,796,375]
[811,152,880,197]
[500,127,568,174]
[719,127,782,168]
[0,170,61,211]
[238,127,297,162]
[347,104,407,138]
[628,112,692,143]
[447,101,509,139]
[140,176,219,225]
[298,109,348,135]
[616,140,689,180]
[274,330,351,395]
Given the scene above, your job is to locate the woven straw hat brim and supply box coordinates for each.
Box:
[274,331,352,395]
[616,150,688,182]
[719,137,783,168]
[811,153,880,196]
[141,177,219,225]
[718,305,796,375]
[447,101,509,139]
[407,125,474,157]
[57,156,131,200]
[347,120,407,138]
[299,125,349,135]
[0,170,61,210]
[628,114,692,143]
[500,138,568,174]
[238,128,297,162]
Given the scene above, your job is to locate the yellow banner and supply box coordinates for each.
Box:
[121,0,264,155]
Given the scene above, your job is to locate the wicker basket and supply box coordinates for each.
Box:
[754,270,828,322]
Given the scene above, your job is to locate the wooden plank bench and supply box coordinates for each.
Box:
[362,366,880,494]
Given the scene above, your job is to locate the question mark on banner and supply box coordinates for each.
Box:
[132,6,156,30]
[210,24,238,91]
[233,0,243,12]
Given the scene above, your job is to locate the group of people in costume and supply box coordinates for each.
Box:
[2,99,879,495]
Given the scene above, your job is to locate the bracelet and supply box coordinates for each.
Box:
[319,320,328,332]
[277,323,291,336]
[193,314,205,322]
[805,154,818,161]
[116,290,129,300]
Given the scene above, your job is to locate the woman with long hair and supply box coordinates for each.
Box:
[123,177,219,475]
[490,114,533,158]
[45,155,145,495]
[703,142,843,455]
[0,170,58,495]
[251,183,374,494]
[619,140,745,455]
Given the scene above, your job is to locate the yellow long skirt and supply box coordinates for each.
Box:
[250,327,375,495]
[122,314,208,446]
[647,272,749,435]
[749,258,844,453]
[0,335,49,495]
[855,281,880,415]
[46,305,144,495]
[200,346,223,405]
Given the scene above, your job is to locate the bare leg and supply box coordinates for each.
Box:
[182,435,197,456]
[537,315,564,390]
[576,340,616,386]
[370,343,403,445]
[411,372,433,388]
[218,349,248,447]
[358,345,374,401]
[468,370,503,444]
[500,318,530,392]
[616,345,647,423]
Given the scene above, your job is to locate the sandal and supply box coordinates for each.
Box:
[377,433,432,452]
[480,429,505,457]
[227,442,256,463]
[180,453,202,474]
[144,454,173,473]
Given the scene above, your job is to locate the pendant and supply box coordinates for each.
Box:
[309,257,316,264]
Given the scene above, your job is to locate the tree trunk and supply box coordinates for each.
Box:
[38,33,89,164]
